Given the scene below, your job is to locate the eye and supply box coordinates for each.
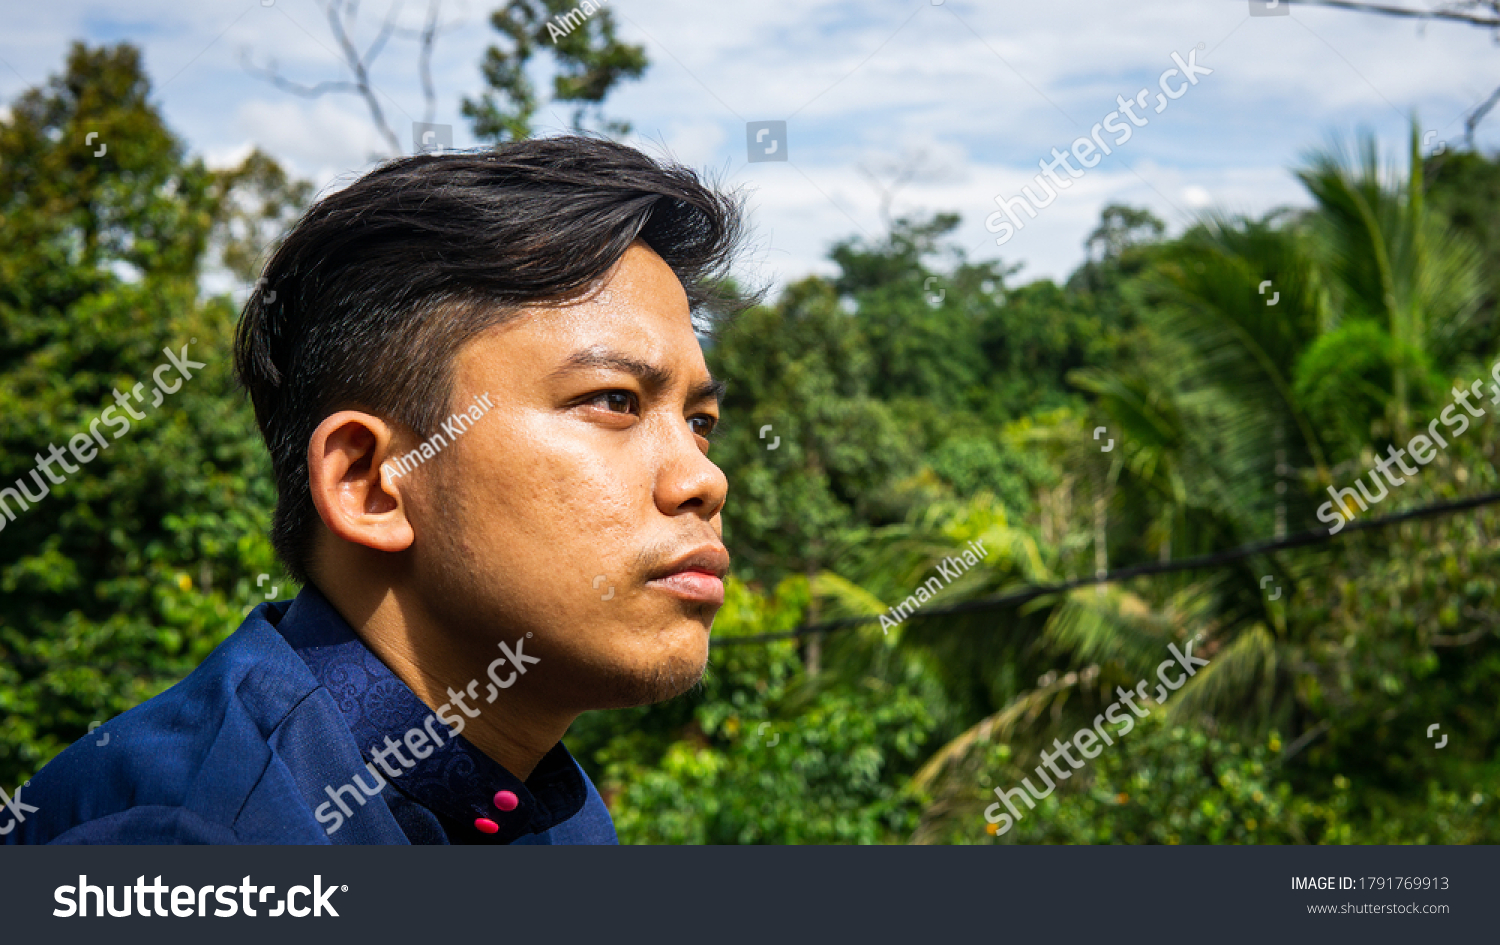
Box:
[689,414,718,438]
[583,390,638,415]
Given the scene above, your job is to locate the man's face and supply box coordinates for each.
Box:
[402,241,729,712]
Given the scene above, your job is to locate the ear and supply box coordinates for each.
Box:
[307,411,415,554]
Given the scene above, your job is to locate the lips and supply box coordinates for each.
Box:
[647,545,730,604]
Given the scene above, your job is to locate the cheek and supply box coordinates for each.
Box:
[456,420,647,576]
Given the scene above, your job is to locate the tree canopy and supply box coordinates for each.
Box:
[4,39,1498,845]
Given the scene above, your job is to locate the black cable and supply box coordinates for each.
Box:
[710,489,1500,647]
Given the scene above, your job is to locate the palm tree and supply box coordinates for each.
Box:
[831,123,1489,841]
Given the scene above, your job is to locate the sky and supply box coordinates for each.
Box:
[2,0,1497,296]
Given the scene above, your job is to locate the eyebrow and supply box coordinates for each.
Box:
[549,348,726,404]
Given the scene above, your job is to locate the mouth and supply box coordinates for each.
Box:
[646,545,730,605]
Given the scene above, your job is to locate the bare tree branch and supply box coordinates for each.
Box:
[1466,81,1500,147]
[1251,2,1500,142]
[1265,0,1500,27]
[1432,608,1500,646]
[360,0,405,73]
[241,0,461,158]
[1432,626,1493,645]
[390,0,468,127]
[323,0,402,154]
[1280,719,1332,763]
[416,0,440,126]
[856,149,938,232]
[237,53,364,99]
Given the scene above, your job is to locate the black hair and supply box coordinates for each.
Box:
[234,134,757,586]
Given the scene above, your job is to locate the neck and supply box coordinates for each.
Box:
[314,578,575,781]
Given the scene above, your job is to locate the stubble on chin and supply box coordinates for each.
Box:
[598,647,710,709]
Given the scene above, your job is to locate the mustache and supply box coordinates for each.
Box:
[632,537,732,582]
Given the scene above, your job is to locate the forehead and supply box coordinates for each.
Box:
[456,242,707,384]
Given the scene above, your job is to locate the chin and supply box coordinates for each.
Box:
[597,627,710,709]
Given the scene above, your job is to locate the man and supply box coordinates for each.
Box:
[9,135,754,844]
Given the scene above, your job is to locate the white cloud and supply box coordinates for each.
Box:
[234,95,390,191]
[2,0,1496,286]
[627,120,728,168]
[202,140,255,171]
[1181,183,1215,210]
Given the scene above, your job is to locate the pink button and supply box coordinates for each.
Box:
[474,818,499,834]
[493,790,519,811]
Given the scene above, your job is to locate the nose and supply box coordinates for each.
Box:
[653,423,727,521]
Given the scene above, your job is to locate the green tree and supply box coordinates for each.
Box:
[206,148,316,285]
[906,127,1500,843]
[0,43,290,786]
[462,0,648,142]
[709,280,920,583]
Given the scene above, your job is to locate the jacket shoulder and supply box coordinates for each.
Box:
[11,610,328,844]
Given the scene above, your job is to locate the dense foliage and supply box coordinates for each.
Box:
[3,41,1497,844]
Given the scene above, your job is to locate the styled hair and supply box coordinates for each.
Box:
[234,134,756,585]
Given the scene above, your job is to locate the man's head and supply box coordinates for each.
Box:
[234,135,755,713]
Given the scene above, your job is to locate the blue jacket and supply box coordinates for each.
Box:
[7,587,618,844]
